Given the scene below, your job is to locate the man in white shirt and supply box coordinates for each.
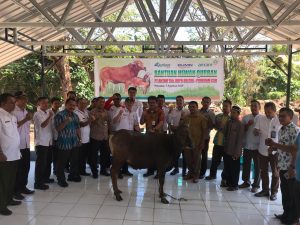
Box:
[33,97,53,190]
[157,95,169,133]
[167,95,189,176]
[239,100,261,193]
[128,87,143,122]
[0,93,22,216]
[12,91,34,200]
[74,98,93,176]
[112,97,140,177]
[254,102,281,200]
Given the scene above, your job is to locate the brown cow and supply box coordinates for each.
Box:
[109,123,192,204]
[100,60,145,93]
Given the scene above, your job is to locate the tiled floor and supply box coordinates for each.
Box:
[0,163,285,225]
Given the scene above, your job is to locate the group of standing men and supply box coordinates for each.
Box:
[0,89,300,224]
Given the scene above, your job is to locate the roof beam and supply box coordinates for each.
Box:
[134,0,158,45]
[217,0,243,42]
[228,1,300,53]
[19,40,300,46]
[44,51,287,57]
[260,1,276,27]
[197,0,225,53]
[206,0,262,51]
[4,20,300,28]
[58,0,76,25]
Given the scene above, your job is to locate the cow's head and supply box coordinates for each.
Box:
[174,122,193,149]
[129,60,145,76]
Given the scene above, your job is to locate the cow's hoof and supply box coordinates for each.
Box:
[161,197,169,204]
[116,195,123,201]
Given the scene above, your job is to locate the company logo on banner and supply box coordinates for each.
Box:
[94,58,224,101]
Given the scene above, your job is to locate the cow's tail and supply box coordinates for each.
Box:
[108,134,115,155]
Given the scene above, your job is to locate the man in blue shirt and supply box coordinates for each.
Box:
[54,98,81,187]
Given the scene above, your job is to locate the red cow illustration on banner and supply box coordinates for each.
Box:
[99,60,145,93]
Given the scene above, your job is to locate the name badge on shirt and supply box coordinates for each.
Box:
[271,131,276,139]
[5,121,10,123]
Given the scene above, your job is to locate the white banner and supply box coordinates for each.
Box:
[94,58,224,101]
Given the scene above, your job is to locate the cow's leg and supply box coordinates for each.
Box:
[157,169,169,204]
[111,157,124,201]
[101,79,107,93]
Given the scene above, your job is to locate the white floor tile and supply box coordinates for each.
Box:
[1,163,286,225]
[96,205,127,219]
[60,217,93,225]
[208,212,241,225]
[0,214,34,225]
[181,210,211,224]
[27,215,64,225]
[154,208,182,223]
[38,203,74,216]
[125,207,153,221]
[67,204,100,218]
[91,219,123,225]
[123,220,153,225]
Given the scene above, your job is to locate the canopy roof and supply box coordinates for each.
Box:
[1,0,300,67]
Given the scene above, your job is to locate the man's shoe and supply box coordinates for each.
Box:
[20,187,35,195]
[123,171,133,176]
[0,208,12,216]
[199,175,205,179]
[92,174,98,179]
[220,180,228,187]
[34,184,49,190]
[270,194,277,201]
[274,213,286,220]
[281,218,298,225]
[57,181,68,188]
[44,178,55,183]
[100,171,110,176]
[67,176,81,182]
[154,174,158,179]
[254,190,269,197]
[238,182,250,188]
[170,169,179,176]
[8,200,22,206]
[143,171,154,177]
[118,173,123,179]
[251,187,259,193]
[227,187,238,191]
[13,192,25,200]
[205,176,216,180]
[80,172,91,176]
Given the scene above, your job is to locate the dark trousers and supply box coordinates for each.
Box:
[294,180,300,219]
[200,139,210,177]
[52,141,58,175]
[121,163,130,173]
[209,145,226,179]
[56,147,80,183]
[223,153,240,188]
[44,146,53,179]
[173,153,186,173]
[79,143,90,174]
[35,145,49,185]
[241,149,260,188]
[259,153,279,194]
[0,160,18,210]
[90,138,110,175]
[14,148,30,193]
[280,170,297,221]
